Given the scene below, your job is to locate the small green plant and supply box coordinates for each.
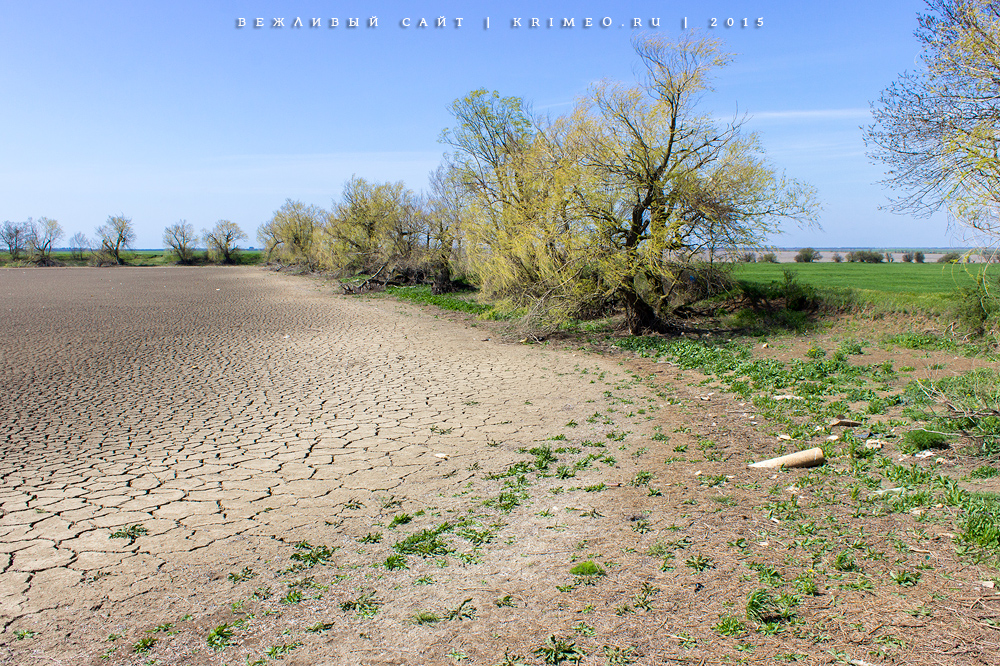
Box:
[384,554,408,570]
[110,524,148,544]
[206,623,233,651]
[14,630,38,640]
[569,560,605,577]
[533,635,587,664]
[411,610,441,625]
[290,541,335,566]
[713,615,746,637]
[746,589,776,622]
[389,513,413,528]
[266,642,302,659]
[228,566,256,583]
[584,483,606,492]
[495,594,516,607]
[970,465,999,479]
[359,532,383,544]
[890,570,921,586]
[280,589,303,604]
[833,550,857,572]
[603,645,637,665]
[685,554,714,572]
[133,636,157,653]
[340,590,381,618]
[630,470,653,486]
[900,429,950,453]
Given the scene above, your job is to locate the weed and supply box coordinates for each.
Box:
[900,429,950,453]
[389,513,413,528]
[685,554,714,572]
[970,465,999,479]
[133,636,157,653]
[384,554,408,570]
[266,642,302,659]
[890,570,921,586]
[281,589,303,604]
[340,590,381,618]
[290,541,336,566]
[411,610,441,625]
[556,465,576,479]
[228,566,256,583]
[495,594,515,607]
[584,483,606,492]
[359,532,383,544]
[251,586,272,600]
[714,615,746,637]
[603,645,637,665]
[394,524,454,557]
[206,623,233,651]
[573,622,595,636]
[534,635,587,664]
[109,524,148,544]
[14,630,38,640]
[833,550,858,572]
[569,560,605,577]
[633,582,659,611]
[630,471,653,486]
[414,576,435,585]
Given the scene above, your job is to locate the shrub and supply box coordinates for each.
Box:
[902,252,914,263]
[738,251,756,263]
[794,247,821,263]
[900,429,950,453]
[915,251,925,263]
[938,251,962,263]
[831,253,843,263]
[846,250,883,263]
[759,252,778,263]
[954,274,1000,338]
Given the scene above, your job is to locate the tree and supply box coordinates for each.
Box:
[795,248,821,262]
[0,220,31,261]
[564,34,817,332]
[426,164,467,293]
[28,217,63,263]
[866,0,1000,237]
[96,215,136,264]
[442,36,817,334]
[203,220,247,263]
[69,232,91,260]
[325,176,426,276]
[163,221,197,264]
[257,199,324,267]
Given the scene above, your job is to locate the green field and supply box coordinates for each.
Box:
[1,249,263,267]
[735,261,993,294]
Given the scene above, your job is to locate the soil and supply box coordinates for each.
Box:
[0,267,997,666]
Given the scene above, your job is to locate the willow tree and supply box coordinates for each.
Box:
[441,90,598,324]
[324,176,427,276]
[257,199,325,267]
[567,34,817,333]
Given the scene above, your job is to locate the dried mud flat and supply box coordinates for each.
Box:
[0,267,997,666]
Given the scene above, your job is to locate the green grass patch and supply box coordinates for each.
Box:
[384,286,490,315]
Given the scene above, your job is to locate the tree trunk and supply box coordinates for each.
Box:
[431,260,452,295]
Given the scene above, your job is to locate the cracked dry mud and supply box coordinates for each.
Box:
[1,267,655,665]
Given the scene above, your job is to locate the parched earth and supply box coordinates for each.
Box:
[1,267,997,666]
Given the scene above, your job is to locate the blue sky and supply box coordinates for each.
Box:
[0,1,963,249]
